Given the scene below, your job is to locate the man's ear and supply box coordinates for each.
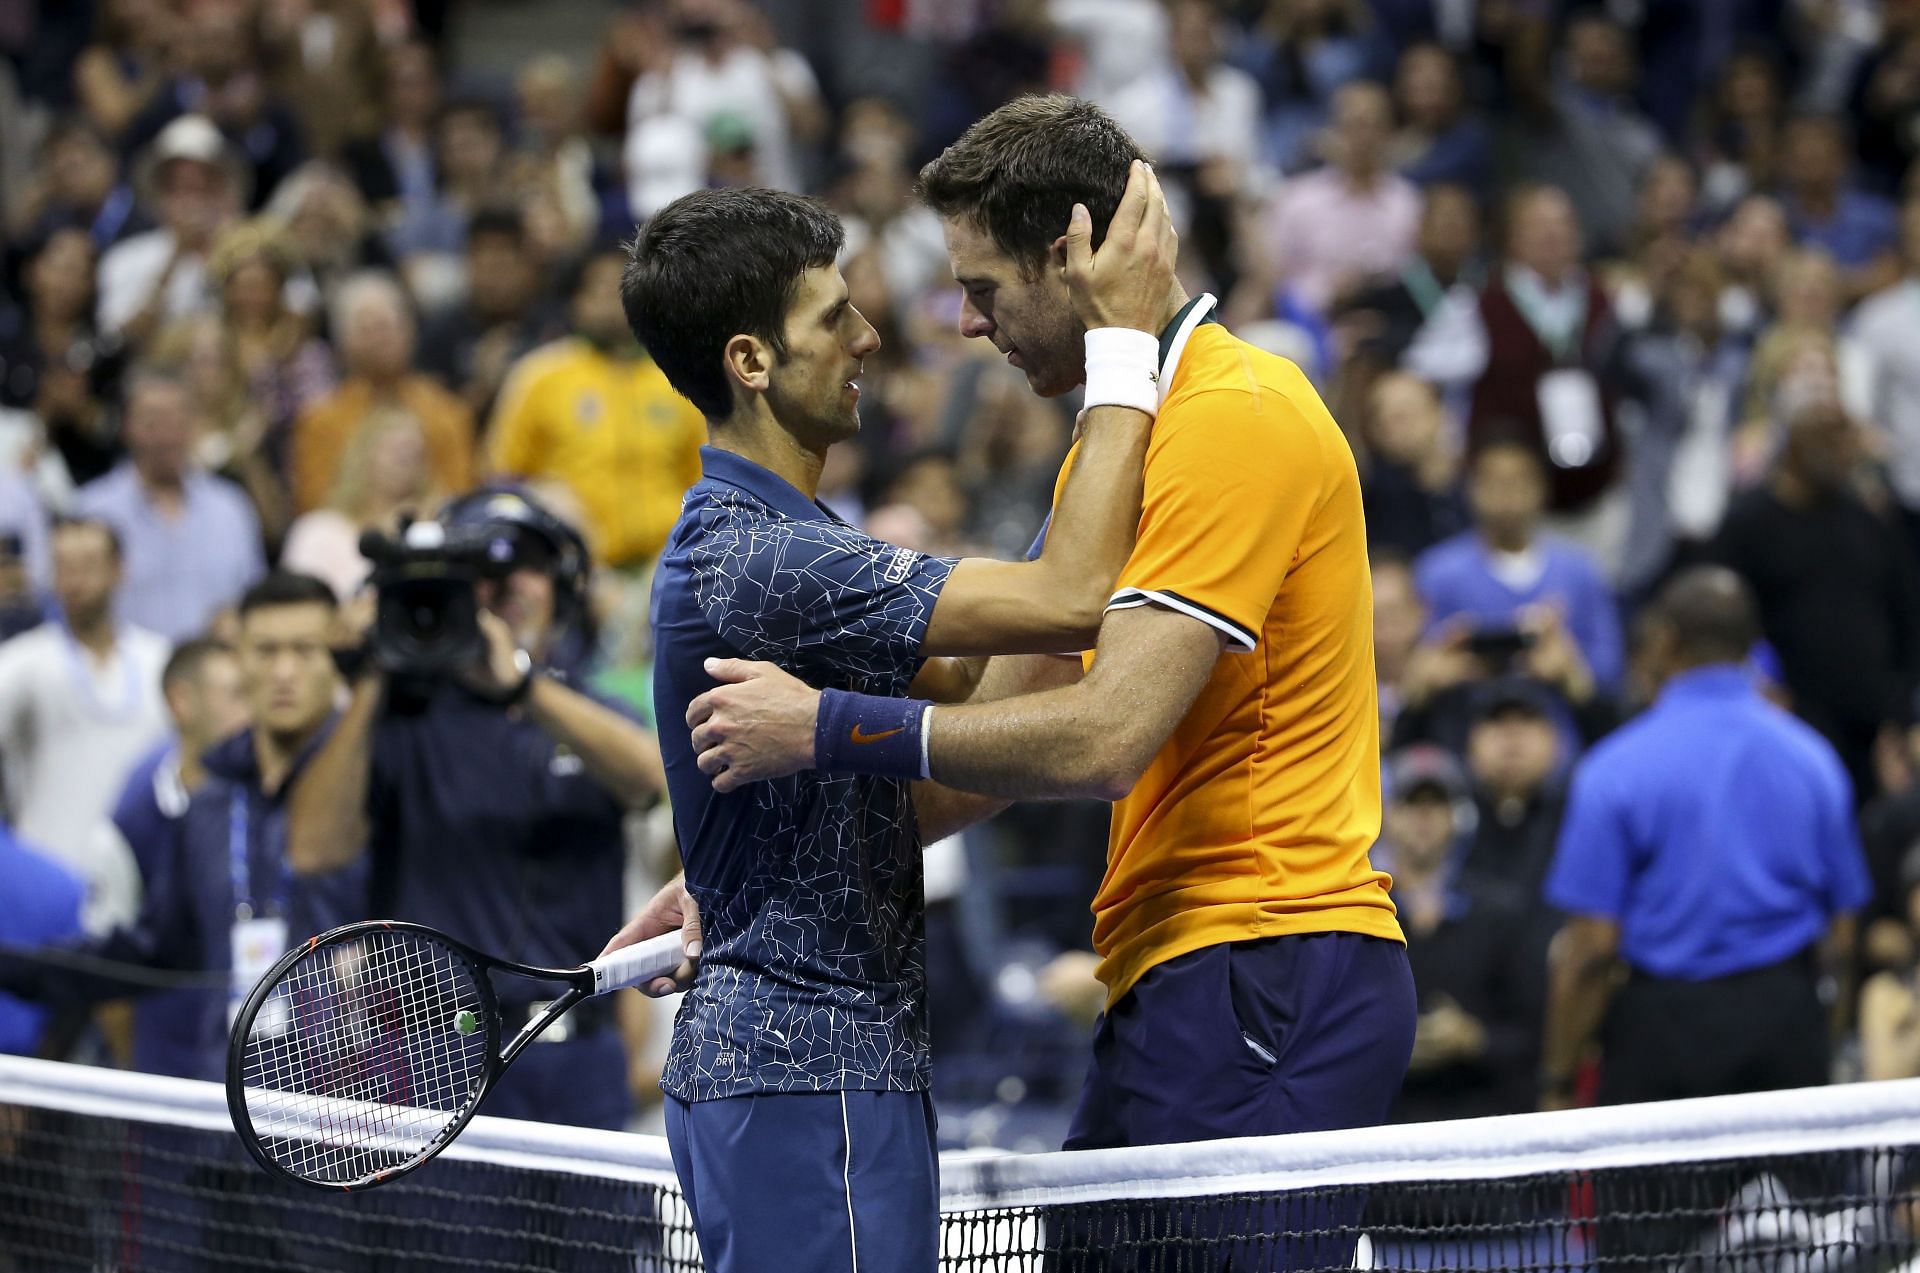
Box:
[1048,233,1072,276]
[723,333,774,397]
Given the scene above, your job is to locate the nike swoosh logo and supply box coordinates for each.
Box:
[849,724,905,744]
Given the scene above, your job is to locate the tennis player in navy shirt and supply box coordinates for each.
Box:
[1541,566,1871,1110]
[616,173,1175,1273]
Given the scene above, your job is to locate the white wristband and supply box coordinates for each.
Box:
[1083,327,1160,419]
[919,705,934,780]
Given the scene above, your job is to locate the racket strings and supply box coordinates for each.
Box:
[238,929,490,1185]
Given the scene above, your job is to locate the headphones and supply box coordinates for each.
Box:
[437,484,593,630]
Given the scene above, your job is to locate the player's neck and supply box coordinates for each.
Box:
[710,413,828,499]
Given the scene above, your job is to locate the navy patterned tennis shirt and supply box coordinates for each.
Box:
[651,445,956,1102]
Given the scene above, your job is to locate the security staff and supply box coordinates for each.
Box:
[1541,565,1871,1110]
[287,485,664,1131]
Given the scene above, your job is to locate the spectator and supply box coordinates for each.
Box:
[1253,80,1420,318]
[1860,846,1920,1080]
[385,95,507,266]
[6,119,141,249]
[0,516,169,931]
[1541,566,1869,1109]
[281,407,443,600]
[257,0,385,160]
[108,636,247,1077]
[506,54,608,258]
[1389,41,1492,194]
[290,270,474,514]
[73,369,264,643]
[1459,678,1568,897]
[122,0,307,212]
[1360,371,1466,559]
[0,572,363,1082]
[1507,12,1664,257]
[1616,247,1749,593]
[1379,745,1542,1122]
[624,0,827,196]
[1334,183,1485,402]
[1777,112,1900,297]
[1233,0,1375,175]
[416,205,566,420]
[1468,186,1626,550]
[289,488,665,1129]
[0,226,125,488]
[1715,398,1920,801]
[1414,437,1625,694]
[1714,191,1794,344]
[1372,551,1426,739]
[1104,0,1268,284]
[487,247,706,569]
[340,41,440,212]
[1849,8,1920,197]
[97,115,245,343]
[0,823,85,1056]
[1849,195,1920,556]
[71,0,177,142]
[1696,49,1786,214]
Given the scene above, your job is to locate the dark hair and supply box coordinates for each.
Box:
[161,636,233,692]
[621,187,845,420]
[466,204,527,249]
[50,515,122,562]
[1655,565,1759,665]
[916,95,1145,278]
[237,571,338,617]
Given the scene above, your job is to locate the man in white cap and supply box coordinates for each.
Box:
[96,115,246,342]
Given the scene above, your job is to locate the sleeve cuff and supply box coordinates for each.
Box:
[1106,588,1258,653]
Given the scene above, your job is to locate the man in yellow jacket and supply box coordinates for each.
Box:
[488,247,706,567]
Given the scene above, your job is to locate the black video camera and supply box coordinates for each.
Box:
[359,520,511,678]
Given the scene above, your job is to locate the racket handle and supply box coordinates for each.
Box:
[586,932,689,995]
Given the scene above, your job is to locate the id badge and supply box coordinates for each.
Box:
[1536,368,1605,468]
[230,916,290,1029]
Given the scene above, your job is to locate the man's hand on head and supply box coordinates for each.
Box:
[1061,159,1180,334]
[687,658,821,792]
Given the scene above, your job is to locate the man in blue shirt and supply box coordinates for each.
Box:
[1414,435,1625,694]
[1540,566,1870,1113]
[109,636,248,1076]
[612,171,1173,1273]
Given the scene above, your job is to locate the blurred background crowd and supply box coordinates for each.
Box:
[3,0,1920,1150]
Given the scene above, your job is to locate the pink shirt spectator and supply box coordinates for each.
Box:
[1265,169,1422,316]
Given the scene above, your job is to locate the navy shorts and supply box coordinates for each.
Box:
[666,1089,938,1273]
[1066,931,1417,1150]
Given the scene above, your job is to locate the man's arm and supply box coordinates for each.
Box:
[917,162,1177,657]
[466,612,665,808]
[910,653,1083,842]
[286,673,380,874]
[691,603,1221,800]
[1538,913,1621,1110]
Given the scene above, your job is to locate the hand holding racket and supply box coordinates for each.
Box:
[226,920,684,1191]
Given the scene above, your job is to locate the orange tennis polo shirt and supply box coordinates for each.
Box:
[1054,299,1402,1007]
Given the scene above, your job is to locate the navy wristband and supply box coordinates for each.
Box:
[815,689,932,780]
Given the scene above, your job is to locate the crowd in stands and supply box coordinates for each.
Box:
[3,0,1920,1146]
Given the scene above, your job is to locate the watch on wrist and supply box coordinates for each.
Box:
[501,647,536,706]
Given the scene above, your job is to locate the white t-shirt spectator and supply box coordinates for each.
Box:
[627,44,820,193]
[0,623,170,929]
[96,230,211,336]
[1852,278,1920,512]
[1263,168,1422,316]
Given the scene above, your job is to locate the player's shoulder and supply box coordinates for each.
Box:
[1160,325,1341,441]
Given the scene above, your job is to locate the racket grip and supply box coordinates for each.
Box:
[587,932,690,995]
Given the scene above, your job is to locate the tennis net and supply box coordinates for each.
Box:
[4,1054,1920,1271]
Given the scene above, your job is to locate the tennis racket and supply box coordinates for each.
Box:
[226,918,685,1191]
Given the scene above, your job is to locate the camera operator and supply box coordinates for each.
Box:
[287,485,666,1131]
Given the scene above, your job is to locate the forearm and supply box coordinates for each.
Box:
[522,675,664,809]
[1823,913,1859,1041]
[286,675,380,873]
[910,655,1076,839]
[1540,925,1621,1087]
[1029,409,1153,619]
[927,678,1146,802]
